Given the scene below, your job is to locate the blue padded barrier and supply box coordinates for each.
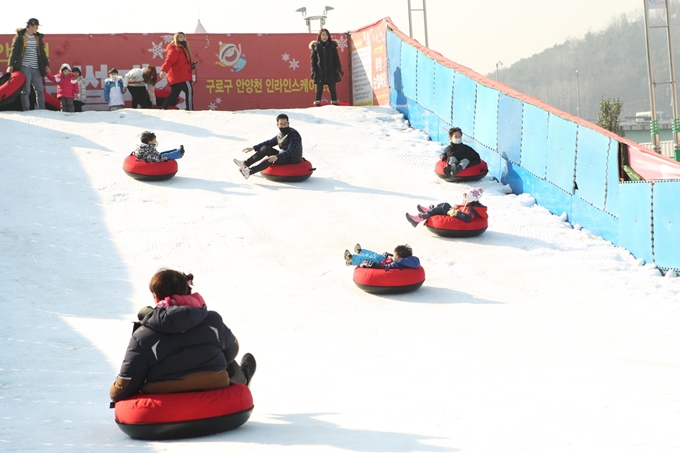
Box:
[433,62,454,124]
[451,73,476,133]
[474,142,502,180]
[617,182,653,263]
[575,126,610,210]
[497,94,523,164]
[546,114,578,194]
[651,181,680,269]
[474,84,499,151]
[387,31,402,91]
[407,99,427,133]
[519,167,564,212]
[416,52,434,110]
[572,196,618,244]
[437,119,452,146]
[520,103,549,179]
[401,45,418,101]
[391,88,408,117]
[604,142,621,217]
[422,109,440,142]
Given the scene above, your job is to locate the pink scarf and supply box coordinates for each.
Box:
[156,292,206,308]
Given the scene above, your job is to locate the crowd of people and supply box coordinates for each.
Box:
[5,19,347,112]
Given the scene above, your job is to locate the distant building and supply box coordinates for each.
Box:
[195,19,206,34]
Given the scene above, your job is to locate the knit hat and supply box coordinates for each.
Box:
[465,187,484,203]
[60,63,71,72]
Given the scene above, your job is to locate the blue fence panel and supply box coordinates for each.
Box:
[401,45,418,101]
[433,62,454,124]
[474,84,499,151]
[572,196,618,243]
[652,181,680,269]
[387,31,402,90]
[452,72,476,134]
[498,94,523,164]
[521,103,549,178]
[605,141,621,217]
[417,52,434,111]
[407,99,427,133]
[575,126,610,209]
[617,182,653,264]
[546,114,577,194]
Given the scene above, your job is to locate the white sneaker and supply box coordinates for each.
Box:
[233,158,247,169]
[240,166,251,180]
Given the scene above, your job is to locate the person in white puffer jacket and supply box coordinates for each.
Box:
[123,66,157,108]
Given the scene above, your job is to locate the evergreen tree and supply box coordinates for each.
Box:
[597,97,625,136]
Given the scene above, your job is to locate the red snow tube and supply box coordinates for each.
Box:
[261,158,315,182]
[154,87,179,109]
[44,91,61,111]
[123,154,178,181]
[424,208,488,237]
[0,71,26,108]
[353,266,426,294]
[114,383,254,440]
[434,159,488,182]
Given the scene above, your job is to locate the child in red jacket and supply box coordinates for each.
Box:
[45,63,79,112]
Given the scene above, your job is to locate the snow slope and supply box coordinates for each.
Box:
[1,106,679,452]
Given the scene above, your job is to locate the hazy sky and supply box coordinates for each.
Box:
[3,0,643,75]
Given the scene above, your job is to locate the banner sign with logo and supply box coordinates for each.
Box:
[0,32,350,110]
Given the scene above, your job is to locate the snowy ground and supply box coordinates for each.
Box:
[1,106,679,453]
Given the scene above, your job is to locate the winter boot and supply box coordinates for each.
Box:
[344,250,352,266]
[331,100,339,106]
[240,166,251,180]
[405,213,422,227]
[179,145,185,157]
[354,243,362,254]
[233,158,247,169]
[313,100,321,107]
[240,353,257,387]
[417,204,432,214]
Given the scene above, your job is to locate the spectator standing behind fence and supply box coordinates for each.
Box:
[104,68,125,111]
[7,18,50,111]
[124,66,157,108]
[72,67,87,112]
[309,28,343,106]
[45,63,79,113]
[160,32,194,110]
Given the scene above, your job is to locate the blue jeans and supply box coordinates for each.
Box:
[351,248,385,266]
[160,149,183,160]
[20,66,45,110]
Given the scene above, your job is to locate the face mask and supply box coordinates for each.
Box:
[452,138,463,144]
[279,127,291,135]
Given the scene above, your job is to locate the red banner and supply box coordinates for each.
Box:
[0,32,351,111]
[349,19,389,106]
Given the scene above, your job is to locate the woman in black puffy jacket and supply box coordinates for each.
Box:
[310,28,343,106]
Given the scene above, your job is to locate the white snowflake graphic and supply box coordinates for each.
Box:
[162,35,174,43]
[282,53,290,62]
[336,34,348,52]
[289,58,300,70]
[215,97,222,104]
[148,42,165,59]
[209,102,218,111]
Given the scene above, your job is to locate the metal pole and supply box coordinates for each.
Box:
[663,3,680,160]
[643,0,662,153]
[576,70,580,117]
[422,0,429,47]
[407,0,413,38]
